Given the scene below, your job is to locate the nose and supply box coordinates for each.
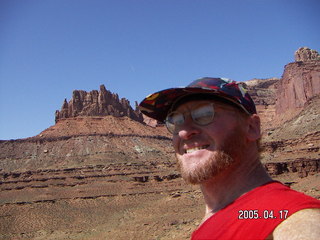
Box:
[176,117,200,140]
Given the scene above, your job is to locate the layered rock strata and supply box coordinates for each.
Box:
[245,78,279,129]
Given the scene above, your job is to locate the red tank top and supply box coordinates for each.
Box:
[191,181,320,240]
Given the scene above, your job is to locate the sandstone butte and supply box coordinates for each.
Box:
[0,47,319,240]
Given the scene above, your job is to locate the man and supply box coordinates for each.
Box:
[139,77,320,240]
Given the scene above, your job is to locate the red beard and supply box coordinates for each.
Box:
[176,125,247,185]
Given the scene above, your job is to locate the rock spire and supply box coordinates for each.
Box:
[55,85,143,123]
[294,47,320,62]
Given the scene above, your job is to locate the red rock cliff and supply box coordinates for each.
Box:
[55,85,143,123]
[275,47,320,122]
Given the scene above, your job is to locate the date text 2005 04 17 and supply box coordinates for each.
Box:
[238,210,289,220]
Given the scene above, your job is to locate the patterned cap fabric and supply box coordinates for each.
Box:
[139,77,257,122]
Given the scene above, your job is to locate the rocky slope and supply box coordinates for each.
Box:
[0,116,172,172]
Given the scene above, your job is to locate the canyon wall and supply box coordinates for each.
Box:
[275,47,320,122]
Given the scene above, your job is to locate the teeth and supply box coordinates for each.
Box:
[185,145,209,154]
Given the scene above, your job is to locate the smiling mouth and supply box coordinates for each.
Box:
[185,145,210,154]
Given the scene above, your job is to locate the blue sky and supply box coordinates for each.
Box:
[0,0,319,140]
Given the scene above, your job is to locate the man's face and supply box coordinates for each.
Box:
[172,100,248,184]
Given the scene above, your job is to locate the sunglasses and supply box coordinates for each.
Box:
[165,103,215,134]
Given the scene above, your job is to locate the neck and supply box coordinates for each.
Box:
[200,155,272,217]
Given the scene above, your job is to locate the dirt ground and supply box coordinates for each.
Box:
[0,166,319,240]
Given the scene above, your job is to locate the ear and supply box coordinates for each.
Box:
[246,114,261,142]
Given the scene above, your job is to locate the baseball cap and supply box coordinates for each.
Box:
[139,77,257,122]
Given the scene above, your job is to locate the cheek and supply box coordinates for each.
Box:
[206,117,239,139]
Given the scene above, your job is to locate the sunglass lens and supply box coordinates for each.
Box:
[165,112,184,133]
[191,104,214,125]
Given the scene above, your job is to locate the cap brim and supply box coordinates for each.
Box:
[139,87,245,122]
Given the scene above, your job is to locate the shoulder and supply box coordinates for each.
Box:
[254,182,320,207]
[271,208,320,240]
